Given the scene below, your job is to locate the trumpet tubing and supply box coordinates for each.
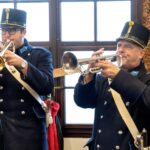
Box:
[78,53,117,65]
[62,52,117,75]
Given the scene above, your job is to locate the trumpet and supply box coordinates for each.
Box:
[62,52,118,75]
[0,41,15,71]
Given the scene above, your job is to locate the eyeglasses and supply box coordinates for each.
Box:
[0,28,22,35]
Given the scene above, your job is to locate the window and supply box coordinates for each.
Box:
[18,3,49,41]
[60,1,131,42]
[97,1,131,41]
[0,1,49,42]
[61,2,94,41]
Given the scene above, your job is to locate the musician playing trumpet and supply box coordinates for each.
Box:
[74,21,150,150]
[0,8,54,150]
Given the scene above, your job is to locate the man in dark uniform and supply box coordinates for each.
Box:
[0,8,54,150]
[74,21,150,150]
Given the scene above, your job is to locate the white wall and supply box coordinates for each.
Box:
[64,138,89,150]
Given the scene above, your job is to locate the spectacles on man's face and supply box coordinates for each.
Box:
[0,28,22,35]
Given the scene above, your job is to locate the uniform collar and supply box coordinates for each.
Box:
[129,61,147,77]
[15,38,31,55]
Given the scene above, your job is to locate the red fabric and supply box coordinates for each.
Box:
[45,100,60,150]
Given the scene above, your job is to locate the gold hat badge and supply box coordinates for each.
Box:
[5,8,10,23]
[127,21,134,34]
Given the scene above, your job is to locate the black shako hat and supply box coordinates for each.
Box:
[0,8,26,28]
[117,21,150,48]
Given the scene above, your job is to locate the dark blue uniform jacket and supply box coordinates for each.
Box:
[0,39,54,150]
[74,62,150,150]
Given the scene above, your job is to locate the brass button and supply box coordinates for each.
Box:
[96,144,100,149]
[118,130,123,135]
[21,87,25,90]
[108,88,111,92]
[20,99,24,103]
[115,145,120,149]
[0,86,3,90]
[0,111,4,114]
[98,129,102,133]
[21,111,26,115]
[100,115,104,119]
[0,99,3,102]
[104,101,107,105]
[126,101,130,106]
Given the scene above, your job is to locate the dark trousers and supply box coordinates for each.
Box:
[0,115,43,150]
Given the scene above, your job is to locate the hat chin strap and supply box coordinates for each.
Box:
[0,22,26,28]
[122,34,146,49]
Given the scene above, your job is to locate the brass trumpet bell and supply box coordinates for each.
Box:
[62,52,78,73]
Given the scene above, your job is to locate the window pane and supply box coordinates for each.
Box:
[97,1,131,41]
[61,2,94,42]
[0,3,14,41]
[65,89,94,124]
[17,3,49,41]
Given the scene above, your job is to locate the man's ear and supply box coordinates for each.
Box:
[21,28,26,35]
[139,49,145,59]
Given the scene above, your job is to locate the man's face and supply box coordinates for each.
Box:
[0,26,26,49]
[116,40,145,70]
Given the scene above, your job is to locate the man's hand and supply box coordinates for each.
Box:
[84,48,120,81]
[95,60,120,79]
[3,50,28,75]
